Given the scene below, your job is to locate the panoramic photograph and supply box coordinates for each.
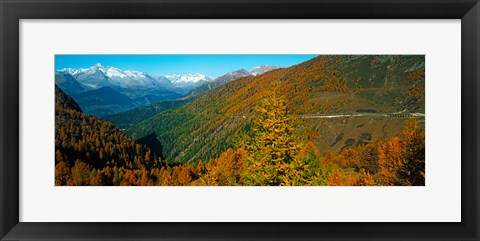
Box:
[55,55,425,186]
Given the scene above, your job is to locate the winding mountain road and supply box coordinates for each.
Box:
[298,112,425,119]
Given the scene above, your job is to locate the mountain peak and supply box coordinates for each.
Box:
[165,73,214,86]
[251,64,275,69]
[249,65,278,76]
[56,64,164,90]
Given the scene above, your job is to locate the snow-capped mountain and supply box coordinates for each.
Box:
[57,63,276,92]
[155,75,172,87]
[249,65,278,76]
[165,65,277,92]
[165,73,214,87]
[223,69,251,80]
[57,63,162,90]
[187,69,251,97]
[55,63,279,117]
[59,68,80,75]
[191,66,278,94]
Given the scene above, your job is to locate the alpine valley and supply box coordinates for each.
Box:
[55,63,215,117]
[55,55,426,186]
[55,63,278,117]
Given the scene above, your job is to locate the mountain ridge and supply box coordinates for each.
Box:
[57,63,279,92]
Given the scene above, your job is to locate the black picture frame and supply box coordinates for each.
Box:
[1,0,479,240]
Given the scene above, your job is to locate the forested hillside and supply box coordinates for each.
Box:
[56,84,424,186]
[55,85,164,185]
[128,55,425,164]
[103,98,192,129]
[105,67,265,129]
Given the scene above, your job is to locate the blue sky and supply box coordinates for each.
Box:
[55,55,318,77]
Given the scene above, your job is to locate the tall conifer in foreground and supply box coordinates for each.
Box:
[243,86,300,185]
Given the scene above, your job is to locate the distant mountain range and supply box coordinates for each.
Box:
[249,65,277,76]
[56,63,213,93]
[56,63,278,117]
[165,73,214,87]
[58,63,161,90]
[104,65,280,128]
[187,65,278,97]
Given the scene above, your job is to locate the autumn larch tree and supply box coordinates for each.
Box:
[243,86,300,185]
